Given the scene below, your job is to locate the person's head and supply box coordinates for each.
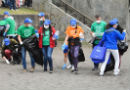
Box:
[38,12,45,21]
[43,19,52,36]
[44,19,51,29]
[4,38,10,46]
[70,18,77,28]
[3,11,10,19]
[24,18,32,27]
[109,18,119,28]
[95,15,101,23]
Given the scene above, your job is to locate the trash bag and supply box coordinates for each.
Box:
[12,45,21,64]
[118,41,128,55]
[90,46,106,64]
[78,48,85,62]
[23,35,43,66]
[0,25,5,37]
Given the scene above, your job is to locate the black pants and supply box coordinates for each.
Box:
[25,0,32,7]
[92,43,99,68]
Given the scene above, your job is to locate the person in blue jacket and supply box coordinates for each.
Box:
[99,18,126,76]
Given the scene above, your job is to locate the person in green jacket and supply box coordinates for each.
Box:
[90,15,107,71]
[3,11,16,37]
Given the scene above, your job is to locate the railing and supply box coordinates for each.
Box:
[52,0,94,27]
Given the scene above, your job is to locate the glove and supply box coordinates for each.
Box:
[36,33,39,38]
[53,34,59,40]
[3,32,6,37]
[62,64,67,70]
[62,43,68,51]
[20,41,23,45]
[92,33,96,37]
[123,29,126,33]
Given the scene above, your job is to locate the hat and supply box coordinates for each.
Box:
[38,12,45,17]
[109,18,118,25]
[70,19,77,26]
[4,38,10,46]
[44,19,51,25]
[24,18,33,23]
[4,11,10,16]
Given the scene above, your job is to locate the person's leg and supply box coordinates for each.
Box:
[70,46,75,70]
[21,47,27,70]
[47,46,53,72]
[42,47,48,71]
[9,1,13,10]
[111,50,120,75]
[100,49,111,75]
[28,52,35,69]
[13,0,16,10]
[73,46,80,71]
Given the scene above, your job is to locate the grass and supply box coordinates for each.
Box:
[0,7,39,15]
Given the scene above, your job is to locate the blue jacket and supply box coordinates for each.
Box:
[99,27,126,49]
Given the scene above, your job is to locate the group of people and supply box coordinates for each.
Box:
[0,0,32,10]
[0,11,127,76]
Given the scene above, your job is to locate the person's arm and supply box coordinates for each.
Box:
[90,23,96,37]
[18,35,23,45]
[116,30,126,40]
[64,35,69,45]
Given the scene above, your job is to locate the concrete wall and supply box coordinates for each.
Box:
[32,0,91,41]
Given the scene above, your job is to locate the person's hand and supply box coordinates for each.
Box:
[3,32,6,37]
[36,33,39,38]
[123,29,126,33]
[20,41,23,45]
[92,33,96,37]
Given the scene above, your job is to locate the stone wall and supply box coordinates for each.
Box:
[32,0,91,41]
[0,15,39,29]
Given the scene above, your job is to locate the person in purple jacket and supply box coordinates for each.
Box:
[99,18,126,76]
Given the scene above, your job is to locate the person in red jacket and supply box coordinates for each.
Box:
[38,19,56,73]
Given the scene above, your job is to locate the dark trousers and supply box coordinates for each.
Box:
[10,0,16,10]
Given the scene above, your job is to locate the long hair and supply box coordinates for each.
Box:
[42,24,52,37]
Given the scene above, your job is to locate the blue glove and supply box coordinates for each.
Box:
[53,34,59,40]
[62,43,68,51]
[35,30,38,33]
[36,33,39,38]
[3,32,6,37]
[62,64,67,70]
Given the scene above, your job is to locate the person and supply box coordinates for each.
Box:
[0,0,2,7]
[99,19,126,76]
[38,19,57,73]
[1,38,18,64]
[90,15,107,71]
[64,18,84,74]
[3,11,16,38]
[17,18,35,72]
[38,12,45,27]
[10,0,16,10]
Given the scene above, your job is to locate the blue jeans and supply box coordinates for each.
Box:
[10,0,16,10]
[42,46,53,71]
[21,47,35,69]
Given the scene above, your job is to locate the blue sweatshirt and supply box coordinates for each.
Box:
[99,27,126,49]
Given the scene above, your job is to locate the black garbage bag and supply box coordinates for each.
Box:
[23,35,43,66]
[118,41,128,55]
[68,48,85,63]
[12,44,22,64]
[0,25,5,37]
[78,48,85,62]
[105,54,115,72]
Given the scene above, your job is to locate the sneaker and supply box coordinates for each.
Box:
[49,70,53,74]
[67,65,72,69]
[30,68,35,72]
[92,67,98,71]
[5,59,10,65]
[74,70,79,75]
[62,64,67,70]
[71,65,75,71]
[99,72,104,76]
[114,71,120,76]
[23,69,27,72]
